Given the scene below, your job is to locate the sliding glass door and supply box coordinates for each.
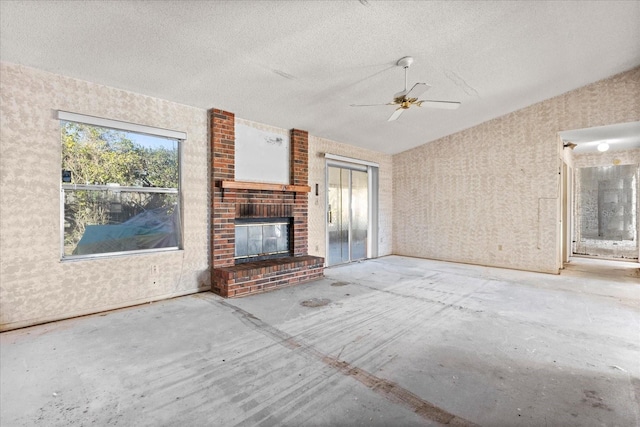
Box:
[327,165,369,266]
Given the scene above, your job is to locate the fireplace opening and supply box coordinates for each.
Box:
[235,217,291,263]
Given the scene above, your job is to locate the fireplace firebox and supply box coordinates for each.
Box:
[234,218,291,263]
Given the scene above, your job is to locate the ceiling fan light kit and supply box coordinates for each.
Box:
[351,56,461,121]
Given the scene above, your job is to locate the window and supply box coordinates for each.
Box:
[59,111,184,259]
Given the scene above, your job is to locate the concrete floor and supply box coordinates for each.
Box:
[1,256,639,426]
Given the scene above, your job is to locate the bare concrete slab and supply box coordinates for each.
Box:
[1,256,639,426]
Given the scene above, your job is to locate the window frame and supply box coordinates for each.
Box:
[58,111,186,261]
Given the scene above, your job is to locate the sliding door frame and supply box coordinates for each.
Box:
[325,154,379,266]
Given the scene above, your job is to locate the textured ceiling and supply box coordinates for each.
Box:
[559,121,640,154]
[1,1,639,154]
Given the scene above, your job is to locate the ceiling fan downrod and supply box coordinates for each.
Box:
[396,56,414,92]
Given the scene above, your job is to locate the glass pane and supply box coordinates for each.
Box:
[61,121,179,188]
[328,167,349,266]
[351,170,368,260]
[263,225,278,253]
[63,190,179,257]
[574,165,638,259]
[235,226,248,257]
[340,169,350,263]
[275,223,288,252]
[247,226,263,256]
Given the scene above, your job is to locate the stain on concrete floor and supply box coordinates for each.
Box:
[330,281,349,287]
[300,298,331,307]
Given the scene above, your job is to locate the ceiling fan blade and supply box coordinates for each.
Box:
[350,102,397,107]
[388,107,405,121]
[404,83,430,100]
[416,100,461,110]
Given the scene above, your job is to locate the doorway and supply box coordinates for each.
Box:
[573,164,638,260]
[326,165,369,266]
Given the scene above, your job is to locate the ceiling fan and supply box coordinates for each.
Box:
[351,56,461,121]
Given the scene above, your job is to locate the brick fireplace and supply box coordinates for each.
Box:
[210,109,324,297]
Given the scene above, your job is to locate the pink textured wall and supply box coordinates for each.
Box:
[0,63,210,330]
[393,67,640,273]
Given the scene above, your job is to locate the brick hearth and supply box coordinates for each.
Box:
[210,109,324,297]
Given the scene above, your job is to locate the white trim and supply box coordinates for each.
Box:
[58,111,187,140]
[324,153,379,168]
[327,159,367,172]
[367,165,379,259]
[62,246,180,262]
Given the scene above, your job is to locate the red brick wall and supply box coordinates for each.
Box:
[232,190,296,259]
[290,129,308,186]
[210,110,236,278]
[213,255,324,297]
[209,110,322,297]
[290,129,308,256]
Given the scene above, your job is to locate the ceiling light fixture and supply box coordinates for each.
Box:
[597,142,610,152]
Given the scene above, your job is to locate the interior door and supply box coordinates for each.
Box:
[327,165,368,266]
